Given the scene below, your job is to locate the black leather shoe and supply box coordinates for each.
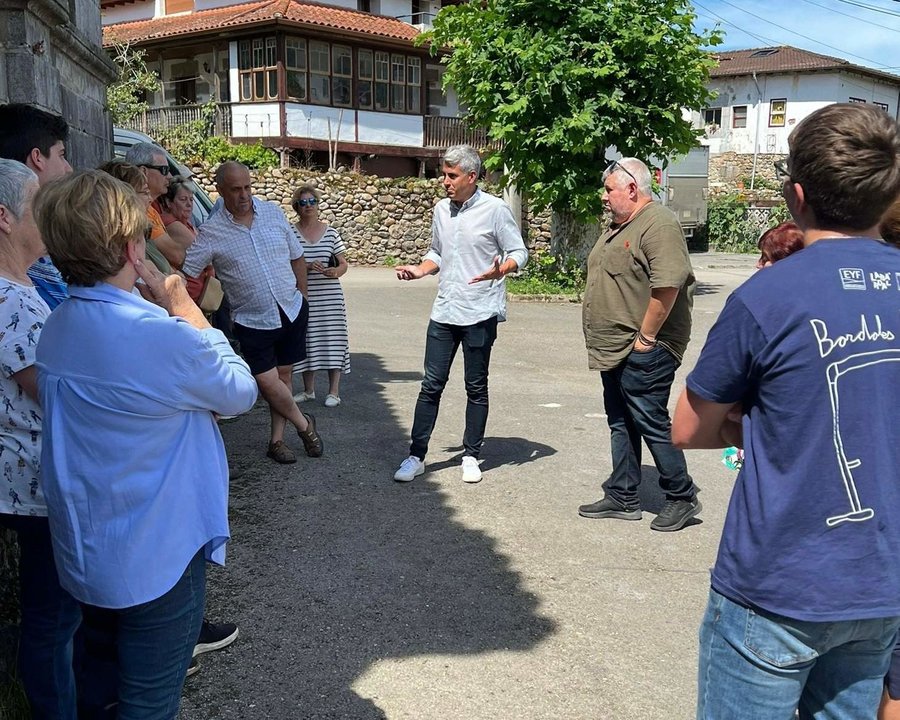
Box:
[578,496,641,520]
[651,498,702,532]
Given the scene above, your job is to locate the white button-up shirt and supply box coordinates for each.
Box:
[184,197,304,330]
[425,189,528,326]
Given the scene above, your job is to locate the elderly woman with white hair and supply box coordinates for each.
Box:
[0,158,81,717]
[33,170,258,717]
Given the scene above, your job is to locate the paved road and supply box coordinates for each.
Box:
[180,252,757,720]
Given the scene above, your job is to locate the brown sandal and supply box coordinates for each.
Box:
[266,440,297,464]
[298,412,324,457]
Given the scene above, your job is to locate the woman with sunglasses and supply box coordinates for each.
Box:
[290,184,350,407]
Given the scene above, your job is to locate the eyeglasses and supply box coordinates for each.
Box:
[140,164,170,176]
[774,159,791,182]
[605,159,638,186]
[295,197,318,207]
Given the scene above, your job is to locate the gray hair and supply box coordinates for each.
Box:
[443,145,481,176]
[214,160,250,186]
[603,157,652,197]
[0,159,38,218]
[124,141,166,166]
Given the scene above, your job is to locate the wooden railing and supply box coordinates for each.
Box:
[122,103,232,137]
[424,115,501,151]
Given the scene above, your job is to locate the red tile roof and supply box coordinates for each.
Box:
[711,46,900,85]
[103,0,421,47]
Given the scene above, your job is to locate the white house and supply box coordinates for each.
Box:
[102,0,479,175]
[691,45,900,187]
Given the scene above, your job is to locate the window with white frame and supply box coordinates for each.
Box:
[375,51,390,111]
[703,107,722,126]
[309,40,330,105]
[358,49,374,109]
[239,37,277,101]
[286,37,307,102]
[769,99,786,127]
[406,57,421,113]
[332,45,353,107]
[391,53,406,112]
[875,101,889,112]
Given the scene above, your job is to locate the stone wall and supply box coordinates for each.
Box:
[709,151,786,199]
[191,165,553,264]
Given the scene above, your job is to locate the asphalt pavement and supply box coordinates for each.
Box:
[179,251,758,720]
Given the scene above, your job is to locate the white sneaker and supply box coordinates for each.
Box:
[393,456,425,482]
[293,390,316,403]
[324,394,341,408]
[461,456,483,483]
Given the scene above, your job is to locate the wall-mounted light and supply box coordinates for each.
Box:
[31,40,45,55]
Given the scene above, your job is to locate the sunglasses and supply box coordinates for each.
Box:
[140,164,170,176]
[295,197,318,207]
[605,159,638,185]
[773,159,791,182]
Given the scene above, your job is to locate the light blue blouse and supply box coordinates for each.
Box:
[36,283,258,609]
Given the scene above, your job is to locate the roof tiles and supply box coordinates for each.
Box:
[711,45,900,84]
[103,0,421,46]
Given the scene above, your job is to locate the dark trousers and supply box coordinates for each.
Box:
[600,346,694,507]
[77,551,206,720]
[0,514,81,720]
[410,317,498,461]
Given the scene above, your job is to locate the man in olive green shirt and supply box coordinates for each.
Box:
[579,157,700,532]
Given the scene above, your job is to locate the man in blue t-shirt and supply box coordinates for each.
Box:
[673,103,900,719]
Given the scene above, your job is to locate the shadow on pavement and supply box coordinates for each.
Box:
[428,436,557,474]
[181,352,556,719]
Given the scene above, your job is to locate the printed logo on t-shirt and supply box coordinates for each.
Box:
[839,268,866,290]
[870,272,892,291]
[894,272,900,291]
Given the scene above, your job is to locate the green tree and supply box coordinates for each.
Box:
[421,0,722,220]
[107,41,160,126]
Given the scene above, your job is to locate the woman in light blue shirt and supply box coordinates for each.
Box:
[33,171,258,719]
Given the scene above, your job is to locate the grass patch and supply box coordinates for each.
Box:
[507,275,581,298]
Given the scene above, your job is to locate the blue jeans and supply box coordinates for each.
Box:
[0,514,81,720]
[698,588,900,719]
[600,345,693,506]
[410,317,497,460]
[78,551,206,720]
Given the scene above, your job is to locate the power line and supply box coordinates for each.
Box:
[713,0,891,67]
[693,0,784,47]
[834,0,900,18]
[795,0,900,29]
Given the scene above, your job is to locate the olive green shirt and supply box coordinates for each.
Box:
[582,202,695,371]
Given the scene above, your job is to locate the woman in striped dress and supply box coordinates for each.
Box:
[291,184,350,407]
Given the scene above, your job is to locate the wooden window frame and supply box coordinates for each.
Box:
[238,36,278,102]
[732,105,748,129]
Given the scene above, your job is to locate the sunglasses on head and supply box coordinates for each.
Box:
[140,164,170,176]
[295,197,318,207]
[605,159,638,185]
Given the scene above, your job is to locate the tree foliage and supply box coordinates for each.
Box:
[421,0,722,219]
[107,42,160,126]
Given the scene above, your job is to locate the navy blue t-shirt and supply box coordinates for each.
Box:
[688,238,900,622]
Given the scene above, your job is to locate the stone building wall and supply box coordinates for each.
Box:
[191,165,553,263]
[709,151,787,197]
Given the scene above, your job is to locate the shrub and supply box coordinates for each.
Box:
[705,194,790,253]
[507,252,585,297]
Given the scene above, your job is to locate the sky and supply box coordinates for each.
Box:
[692,0,900,72]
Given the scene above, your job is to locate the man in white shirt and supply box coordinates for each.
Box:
[183,161,323,464]
[393,145,528,484]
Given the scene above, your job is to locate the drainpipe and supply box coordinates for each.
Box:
[750,71,763,191]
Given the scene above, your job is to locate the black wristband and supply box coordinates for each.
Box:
[638,333,658,346]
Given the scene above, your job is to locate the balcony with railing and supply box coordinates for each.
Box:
[121,104,500,153]
[423,116,501,151]
[120,103,232,137]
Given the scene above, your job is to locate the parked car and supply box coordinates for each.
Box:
[113,127,214,229]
